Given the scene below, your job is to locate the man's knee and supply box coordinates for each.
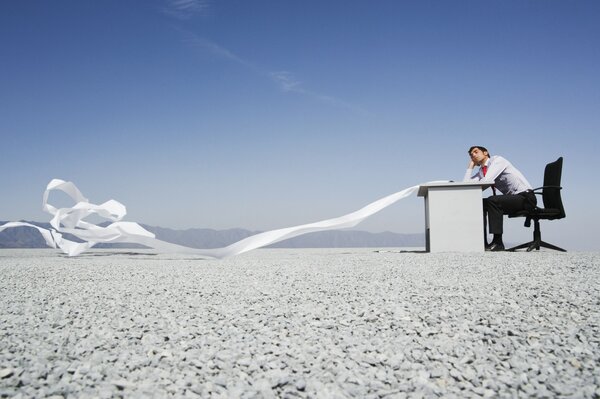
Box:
[483,196,499,211]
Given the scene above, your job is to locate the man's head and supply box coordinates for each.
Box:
[468,146,490,166]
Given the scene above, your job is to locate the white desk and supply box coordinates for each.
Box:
[418,182,493,253]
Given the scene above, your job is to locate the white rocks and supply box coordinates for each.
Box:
[0,368,14,379]
[0,248,599,397]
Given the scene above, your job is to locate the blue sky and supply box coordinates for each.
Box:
[1,0,599,250]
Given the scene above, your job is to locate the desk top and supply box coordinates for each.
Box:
[417,181,494,197]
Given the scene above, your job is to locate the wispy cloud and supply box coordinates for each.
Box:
[180,32,370,115]
[270,71,370,115]
[182,33,252,67]
[270,71,303,92]
[162,0,210,20]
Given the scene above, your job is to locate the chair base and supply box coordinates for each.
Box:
[507,240,566,252]
[506,219,566,252]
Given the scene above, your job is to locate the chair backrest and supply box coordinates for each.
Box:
[541,157,566,219]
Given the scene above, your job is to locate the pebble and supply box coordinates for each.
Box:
[0,369,14,379]
[0,249,598,398]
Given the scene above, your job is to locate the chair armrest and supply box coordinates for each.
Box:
[531,185,562,192]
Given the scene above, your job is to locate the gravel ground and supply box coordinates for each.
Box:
[1,248,599,398]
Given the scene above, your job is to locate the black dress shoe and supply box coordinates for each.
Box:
[486,242,505,252]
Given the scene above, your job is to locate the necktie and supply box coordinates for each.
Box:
[481,165,497,195]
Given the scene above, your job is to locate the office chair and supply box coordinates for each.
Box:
[507,157,566,252]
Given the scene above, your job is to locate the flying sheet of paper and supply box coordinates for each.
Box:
[0,179,445,258]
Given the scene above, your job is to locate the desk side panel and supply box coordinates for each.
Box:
[427,187,484,252]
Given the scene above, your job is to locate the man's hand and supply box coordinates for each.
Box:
[467,160,475,169]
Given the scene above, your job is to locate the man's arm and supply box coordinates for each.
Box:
[463,160,478,182]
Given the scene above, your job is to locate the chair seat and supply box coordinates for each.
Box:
[508,208,562,219]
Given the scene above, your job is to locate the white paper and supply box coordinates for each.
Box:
[0,178,446,258]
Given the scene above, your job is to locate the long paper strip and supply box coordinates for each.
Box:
[0,179,444,258]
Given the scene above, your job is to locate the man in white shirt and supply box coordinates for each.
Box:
[463,146,537,251]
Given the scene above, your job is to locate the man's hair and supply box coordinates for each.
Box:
[468,146,489,155]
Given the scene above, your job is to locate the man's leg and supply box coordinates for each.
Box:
[482,206,489,246]
[483,194,531,247]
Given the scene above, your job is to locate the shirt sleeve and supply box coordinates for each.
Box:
[463,168,479,182]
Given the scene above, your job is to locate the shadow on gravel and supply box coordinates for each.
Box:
[61,251,158,257]
[374,250,428,254]
[60,252,212,261]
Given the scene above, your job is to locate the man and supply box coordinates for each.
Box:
[463,146,537,251]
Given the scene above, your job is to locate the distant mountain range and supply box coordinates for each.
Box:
[0,221,424,249]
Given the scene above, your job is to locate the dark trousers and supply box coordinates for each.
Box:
[483,191,537,235]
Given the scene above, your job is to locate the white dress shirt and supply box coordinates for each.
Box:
[463,155,533,195]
